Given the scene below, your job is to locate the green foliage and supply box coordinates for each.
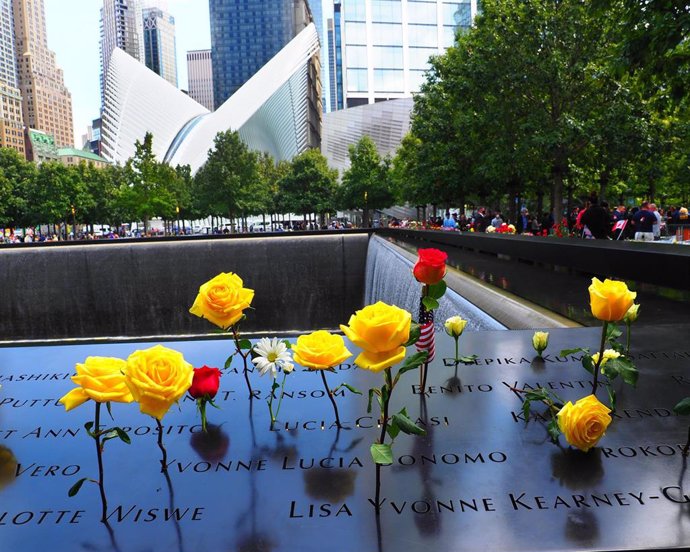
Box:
[339,136,396,226]
[370,443,393,465]
[674,398,690,416]
[278,148,338,216]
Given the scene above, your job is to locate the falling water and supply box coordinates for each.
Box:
[364,236,506,331]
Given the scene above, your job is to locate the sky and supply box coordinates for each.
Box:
[44,0,212,147]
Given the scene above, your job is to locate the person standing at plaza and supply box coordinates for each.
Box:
[650,203,662,239]
[580,198,610,239]
[632,201,656,241]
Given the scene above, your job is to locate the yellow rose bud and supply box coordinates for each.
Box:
[0,446,17,491]
[124,345,193,420]
[557,395,612,452]
[532,331,549,354]
[190,272,254,330]
[591,349,620,369]
[588,278,636,322]
[293,330,352,370]
[623,303,640,324]
[444,316,467,338]
[59,356,133,412]
[340,301,411,372]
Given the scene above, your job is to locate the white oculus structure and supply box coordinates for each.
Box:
[101,23,321,174]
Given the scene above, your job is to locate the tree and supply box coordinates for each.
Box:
[278,149,338,225]
[194,130,260,230]
[0,148,35,228]
[339,136,395,227]
[121,132,177,232]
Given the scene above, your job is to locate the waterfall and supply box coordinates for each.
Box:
[364,236,506,331]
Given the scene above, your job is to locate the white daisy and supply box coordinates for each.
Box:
[252,338,293,378]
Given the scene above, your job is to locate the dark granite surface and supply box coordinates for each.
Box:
[1,325,690,551]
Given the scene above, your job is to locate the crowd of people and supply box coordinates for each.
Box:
[433,199,690,241]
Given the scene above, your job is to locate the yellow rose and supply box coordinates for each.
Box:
[591,349,620,369]
[293,331,352,370]
[588,278,636,322]
[557,395,612,452]
[444,316,467,338]
[532,331,549,354]
[340,301,411,372]
[190,272,254,330]
[124,345,193,420]
[59,357,133,412]
[0,446,17,491]
[623,303,640,324]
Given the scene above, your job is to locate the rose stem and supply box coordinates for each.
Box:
[232,326,253,398]
[274,372,288,422]
[156,419,168,473]
[379,368,393,445]
[375,463,382,515]
[455,337,459,363]
[94,402,108,523]
[592,322,608,395]
[320,369,341,428]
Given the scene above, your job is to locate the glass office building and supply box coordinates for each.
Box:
[333,0,478,108]
[209,0,311,109]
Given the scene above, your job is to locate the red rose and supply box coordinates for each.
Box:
[413,248,448,285]
[189,366,221,400]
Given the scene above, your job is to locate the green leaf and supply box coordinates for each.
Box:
[341,383,362,395]
[458,354,478,364]
[282,339,292,349]
[606,324,622,341]
[547,418,561,443]
[370,443,393,465]
[674,398,690,416]
[84,421,94,432]
[392,411,427,436]
[427,280,447,300]
[399,351,428,374]
[606,384,617,413]
[522,398,532,420]
[386,418,401,440]
[105,402,114,421]
[224,354,234,369]
[68,477,89,497]
[404,323,421,347]
[582,355,595,375]
[606,357,638,387]
[560,347,589,357]
[115,427,131,444]
[422,297,440,311]
[367,388,375,414]
[238,339,252,350]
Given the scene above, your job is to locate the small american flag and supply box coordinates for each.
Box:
[416,299,435,362]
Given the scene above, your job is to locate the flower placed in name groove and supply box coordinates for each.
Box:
[557,395,612,452]
[532,331,549,357]
[124,345,194,420]
[340,301,411,372]
[189,366,222,400]
[252,338,294,378]
[292,331,352,370]
[189,366,222,433]
[591,349,620,370]
[444,316,467,339]
[293,331,355,427]
[413,248,448,285]
[588,278,636,322]
[623,303,640,324]
[189,272,254,330]
[59,356,133,411]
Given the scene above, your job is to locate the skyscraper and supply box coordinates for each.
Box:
[333,0,479,108]
[209,0,312,109]
[100,0,143,101]
[186,49,214,111]
[143,6,177,87]
[13,0,74,148]
[0,0,24,156]
[328,1,344,111]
